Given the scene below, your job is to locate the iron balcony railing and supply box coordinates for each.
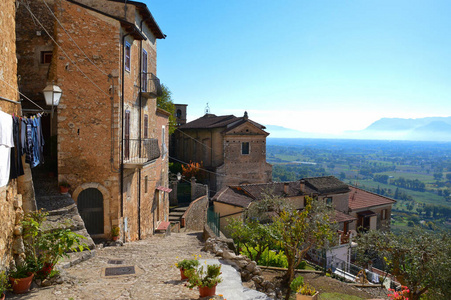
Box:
[124,138,160,168]
[141,72,163,98]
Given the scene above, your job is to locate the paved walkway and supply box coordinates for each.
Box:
[6,232,234,300]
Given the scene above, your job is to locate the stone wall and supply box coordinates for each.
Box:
[183,195,208,231]
[0,0,26,270]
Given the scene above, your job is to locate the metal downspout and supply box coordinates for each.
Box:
[137,16,150,240]
[137,38,142,240]
[121,32,131,222]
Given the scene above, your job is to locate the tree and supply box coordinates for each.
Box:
[433,172,443,181]
[156,84,176,134]
[226,192,288,263]
[272,197,335,300]
[356,228,451,300]
[181,161,206,181]
[446,173,451,182]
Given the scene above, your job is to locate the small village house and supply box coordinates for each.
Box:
[171,111,273,194]
[213,176,395,234]
[15,0,170,241]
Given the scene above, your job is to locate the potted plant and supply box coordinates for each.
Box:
[111,226,120,241]
[290,276,304,296]
[296,283,319,300]
[185,263,222,297]
[8,263,34,294]
[0,270,10,299]
[22,210,89,280]
[58,181,70,194]
[175,258,200,280]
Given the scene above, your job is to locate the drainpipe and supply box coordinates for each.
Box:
[121,31,131,221]
[137,16,151,240]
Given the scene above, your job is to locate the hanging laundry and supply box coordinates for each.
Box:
[10,115,24,179]
[0,110,14,187]
[22,115,44,168]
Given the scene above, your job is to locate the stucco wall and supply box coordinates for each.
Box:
[213,202,244,236]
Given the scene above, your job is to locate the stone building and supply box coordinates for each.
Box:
[16,0,169,241]
[213,176,395,234]
[0,0,36,270]
[172,111,272,194]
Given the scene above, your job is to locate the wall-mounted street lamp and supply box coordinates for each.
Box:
[43,84,62,157]
[43,84,62,124]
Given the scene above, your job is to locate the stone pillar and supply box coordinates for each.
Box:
[17,158,37,213]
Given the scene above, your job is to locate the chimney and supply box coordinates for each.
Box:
[284,182,289,194]
[243,111,248,120]
[300,180,305,193]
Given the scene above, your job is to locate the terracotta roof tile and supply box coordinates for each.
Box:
[304,176,350,194]
[212,187,252,208]
[178,113,266,131]
[348,186,396,211]
[332,210,357,223]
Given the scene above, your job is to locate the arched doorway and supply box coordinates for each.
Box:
[77,188,104,234]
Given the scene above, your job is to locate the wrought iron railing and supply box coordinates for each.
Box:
[207,206,220,237]
[124,138,160,164]
[141,72,162,97]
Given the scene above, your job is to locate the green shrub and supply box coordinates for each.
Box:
[290,276,304,292]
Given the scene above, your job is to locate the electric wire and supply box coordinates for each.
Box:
[174,128,213,151]
[23,2,111,99]
[42,0,109,77]
[0,77,45,112]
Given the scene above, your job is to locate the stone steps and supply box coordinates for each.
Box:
[169,205,189,225]
[35,190,96,251]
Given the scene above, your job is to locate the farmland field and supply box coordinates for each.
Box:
[267,138,451,232]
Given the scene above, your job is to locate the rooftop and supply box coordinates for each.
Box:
[348,186,396,211]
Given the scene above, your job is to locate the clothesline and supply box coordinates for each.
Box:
[0,110,45,187]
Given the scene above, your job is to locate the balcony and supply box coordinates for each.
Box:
[141,73,163,99]
[123,138,160,169]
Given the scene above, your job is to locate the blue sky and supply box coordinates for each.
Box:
[147,0,451,135]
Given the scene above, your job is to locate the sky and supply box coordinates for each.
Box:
[146,0,451,135]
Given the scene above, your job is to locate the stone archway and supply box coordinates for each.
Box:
[73,183,110,237]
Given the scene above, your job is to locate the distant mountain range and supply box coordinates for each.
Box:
[266,117,451,141]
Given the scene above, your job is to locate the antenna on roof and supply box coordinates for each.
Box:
[205,103,210,115]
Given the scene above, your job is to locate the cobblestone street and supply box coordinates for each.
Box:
[7,232,217,300]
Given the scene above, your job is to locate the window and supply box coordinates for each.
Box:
[144,114,148,139]
[144,176,148,193]
[125,41,131,72]
[41,51,52,64]
[161,125,167,159]
[124,110,130,159]
[381,209,388,220]
[241,142,249,155]
[176,109,182,118]
[325,197,333,205]
[142,49,148,91]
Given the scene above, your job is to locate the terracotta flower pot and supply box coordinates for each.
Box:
[1,292,5,300]
[180,268,188,280]
[199,285,216,297]
[112,236,119,241]
[9,273,34,294]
